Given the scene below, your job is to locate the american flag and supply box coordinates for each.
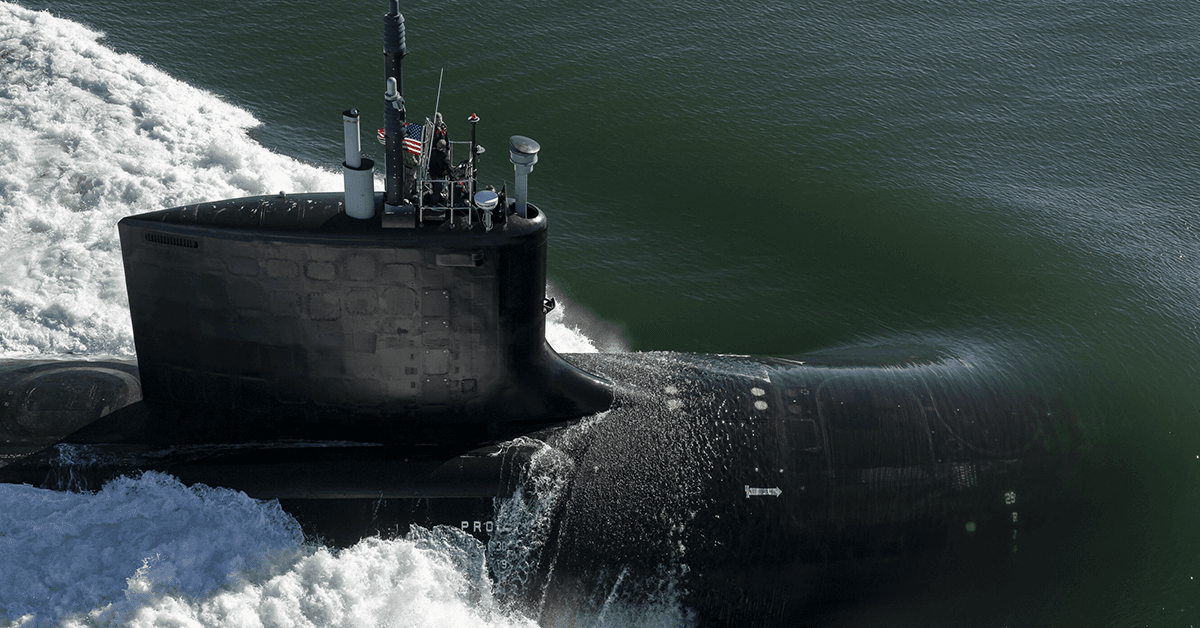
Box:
[403,123,423,155]
[376,124,425,156]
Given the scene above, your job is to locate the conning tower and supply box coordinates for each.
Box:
[116,3,612,444]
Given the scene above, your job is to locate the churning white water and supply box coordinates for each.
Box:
[0,3,346,355]
[0,472,548,627]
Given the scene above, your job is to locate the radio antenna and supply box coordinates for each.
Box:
[433,68,444,119]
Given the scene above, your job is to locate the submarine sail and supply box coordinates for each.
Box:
[111,0,612,445]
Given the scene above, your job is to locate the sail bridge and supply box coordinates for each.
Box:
[384,114,492,229]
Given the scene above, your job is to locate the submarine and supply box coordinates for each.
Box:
[0,3,1087,624]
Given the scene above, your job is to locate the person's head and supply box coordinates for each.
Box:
[434,112,443,125]
[436,139,447,150]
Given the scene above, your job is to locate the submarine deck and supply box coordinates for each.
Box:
[122,191,542,242]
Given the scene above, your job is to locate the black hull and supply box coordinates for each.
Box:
[0,350,1084,624]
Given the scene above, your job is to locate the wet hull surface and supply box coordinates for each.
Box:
[0,350,1086,624]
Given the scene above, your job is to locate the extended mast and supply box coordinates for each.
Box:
[383,0,407,210]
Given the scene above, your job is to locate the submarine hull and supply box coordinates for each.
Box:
[0,350,1083,623]
[524,351,1083,624]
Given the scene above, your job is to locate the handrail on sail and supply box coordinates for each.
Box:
[413,118,478,227]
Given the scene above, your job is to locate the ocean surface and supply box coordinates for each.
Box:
[1,0,1198,625]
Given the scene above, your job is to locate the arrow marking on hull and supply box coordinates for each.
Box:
[745,485,782,498]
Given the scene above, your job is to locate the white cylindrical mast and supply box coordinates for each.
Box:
[509,135,540,218]
[343,109,362,168]
[342,108,375,219]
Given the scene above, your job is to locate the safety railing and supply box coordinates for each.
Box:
[414,121,477,227]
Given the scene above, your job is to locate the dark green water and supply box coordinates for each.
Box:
[17,0,1200,623]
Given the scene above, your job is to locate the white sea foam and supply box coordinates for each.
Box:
[0,473,541,628]
[0,3,336,356]
[0,472,302,627]
[546,299,600,353]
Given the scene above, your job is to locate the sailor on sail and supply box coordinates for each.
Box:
[430,136,452,205]
[432,111,449,146]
